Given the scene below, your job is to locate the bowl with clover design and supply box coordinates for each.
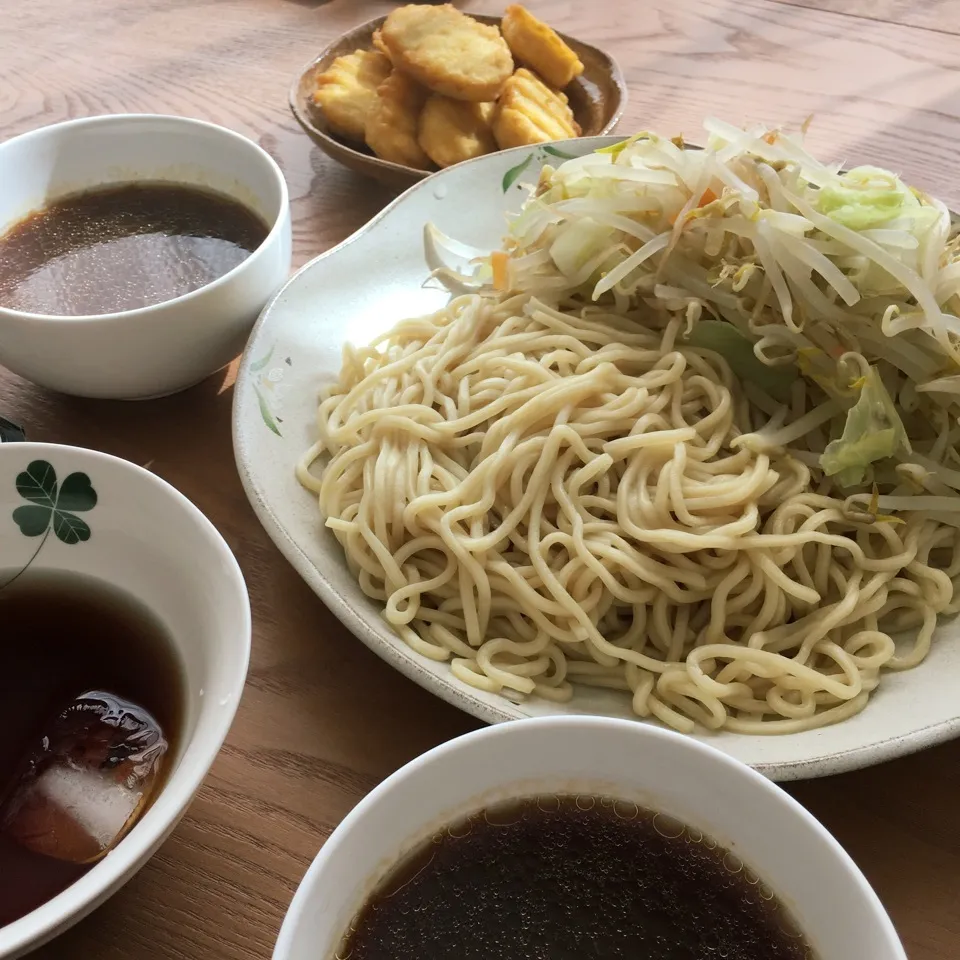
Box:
[0,442,250,959]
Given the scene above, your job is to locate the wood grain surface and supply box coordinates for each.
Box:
[1,0,959,957]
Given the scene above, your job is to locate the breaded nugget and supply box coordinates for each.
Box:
[371,28,391,59]
[492,68,581,150]
[365,69,432,169]
[418,95,496,168]
[312,49,392,143]
[380,4,513,102]
[500,5,584,90]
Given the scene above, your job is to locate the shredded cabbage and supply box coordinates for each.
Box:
[814,166,925,230]
[820,367,912,486]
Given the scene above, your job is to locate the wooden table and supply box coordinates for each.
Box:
[2,0,959,956]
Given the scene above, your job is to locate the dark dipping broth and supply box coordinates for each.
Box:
[0,572,184,927]
[0,181,269,316]
[339,795,814,960]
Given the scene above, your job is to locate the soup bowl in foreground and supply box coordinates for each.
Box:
[0,114,292,399]
[274,716,905,960]
[0,442,251,958]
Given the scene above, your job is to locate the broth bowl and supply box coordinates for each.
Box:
[274,717,906,960]
[0,442,251,958]
[0,115,292,399]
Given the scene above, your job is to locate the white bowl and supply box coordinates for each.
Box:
[0,442,251,958]
[274,717,906,960]
[0,115,292,399]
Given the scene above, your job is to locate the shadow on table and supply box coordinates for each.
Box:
[3,365,239,531]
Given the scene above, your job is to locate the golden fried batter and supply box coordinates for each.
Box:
[500,5,584,90]
[371,28,391,59]
[380,4,513,102]
[365,69,432,169]
[312,49,392,143]
[492,68,580,150]
[418,95,496,168]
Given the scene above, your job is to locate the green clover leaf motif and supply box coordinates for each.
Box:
[12,460,97,544]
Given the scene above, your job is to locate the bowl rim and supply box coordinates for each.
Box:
[0,113,290,325]
[0,442,252,956]
[288,13,628,182]
[271,715,906,960]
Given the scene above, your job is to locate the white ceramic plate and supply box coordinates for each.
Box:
[233,136,960,781]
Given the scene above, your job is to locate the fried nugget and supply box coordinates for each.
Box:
[418,95,496,168]
[371,28,391,59]
[500,5,584,90]
[492,68,581,150]
[380,4,513,102]
[312,49,392,143]
[365,69,432,169]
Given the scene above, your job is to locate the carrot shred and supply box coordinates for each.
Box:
[669,187,719,226]
[491,251,510,291]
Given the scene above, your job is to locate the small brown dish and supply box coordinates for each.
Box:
[290,14,627,192]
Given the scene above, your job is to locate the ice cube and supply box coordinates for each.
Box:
[1,691,168,864]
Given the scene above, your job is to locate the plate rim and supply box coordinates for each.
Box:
[233,138,960,782]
